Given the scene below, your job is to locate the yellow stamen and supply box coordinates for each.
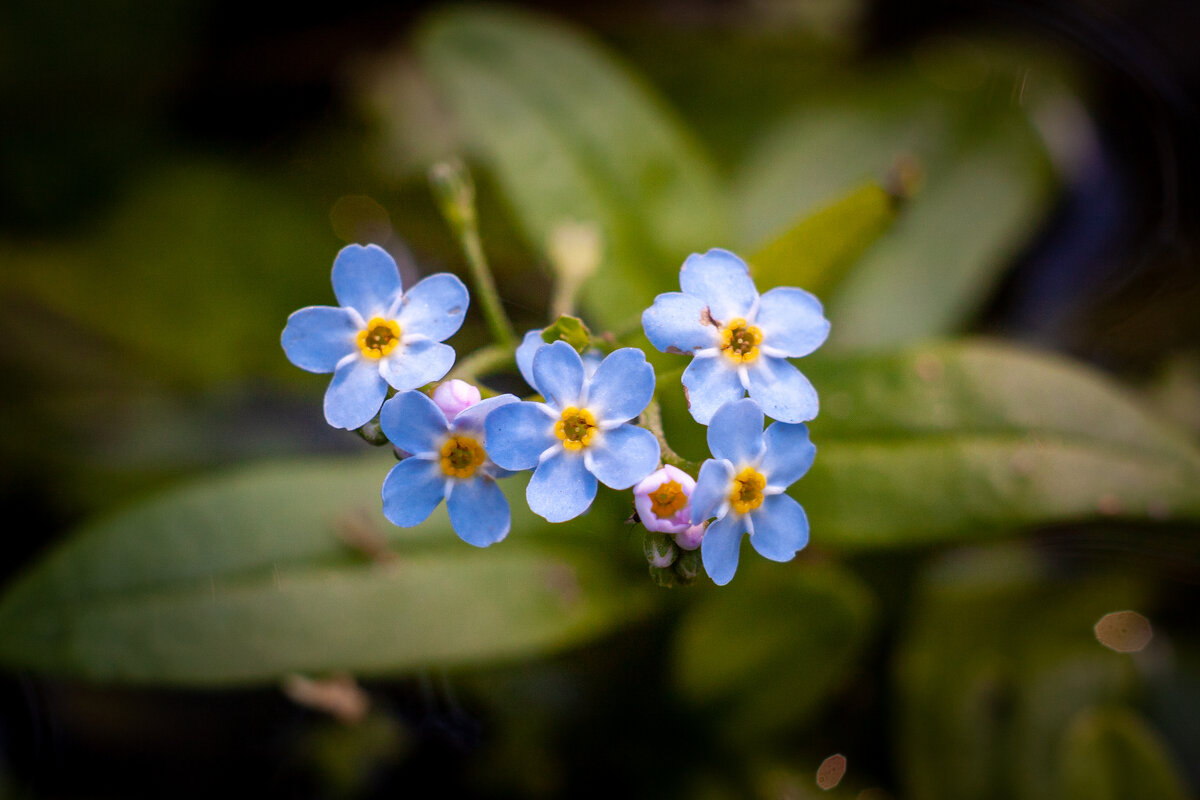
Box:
[554,407,597,452]
[729,467,766,514]
[649,480,687,519]
[720,317,762,364]
[356,317,401,359]
[439,435,486,479]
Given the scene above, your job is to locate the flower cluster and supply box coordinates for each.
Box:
[283,244,827,585]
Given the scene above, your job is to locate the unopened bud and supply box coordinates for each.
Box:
[649,565,681,588]
[432,379,481,420]
[674,549,702,583]
[644,531,678,568]
[356,416,389,446]
[428,158,477,229]
[547,221,602,286]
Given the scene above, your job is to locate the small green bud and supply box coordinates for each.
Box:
[428,158,477,229]
[355,416,389,446]
[674,549,702,583]
[649,565,681,588]
[540,315,592,353]
[643,531,678,569]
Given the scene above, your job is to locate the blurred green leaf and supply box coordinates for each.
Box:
[673,562,875,742]
[0,456,647,685]
[416,6,726,331]
[747,182,897,296]
[1059,707,1191,800]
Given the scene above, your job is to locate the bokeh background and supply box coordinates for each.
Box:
[1,0,1199,797]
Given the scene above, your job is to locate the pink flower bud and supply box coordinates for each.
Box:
[432,379,481,420]
[633,465,696,535]
[674,523,705,551]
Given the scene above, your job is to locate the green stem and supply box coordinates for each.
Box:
[641,395,700,473]
[446,343,515,393]
[460,226,517,349]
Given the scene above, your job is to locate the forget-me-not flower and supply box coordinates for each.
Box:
[380,388,518,547]
[632,465,704,549]
[642,248,830,425]
[486,341,660,522]
[690,398,815,585]
[282,244,468,430]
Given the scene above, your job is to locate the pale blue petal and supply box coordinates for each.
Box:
[331,244,402,317]
[379,339,455,392]
[760,422,816,489]
[755,287,831,358]
[745,356,819,423]
[706,398,766,465]
[641,292,718,354]
[452,394,520,436]
[531,340,584,409]
[484,402,557,470]
[324,357,387,430]
[690,458,732,524]
[446,477,510,547]
[379,390,448,456]
[701,514,745,586]
[281,306,358,373]
[584,424,659,489]
[678,249,757,324]
[527,451,597,523]
[396,273,469,342]
[381,457,446,527]
[681,355,744,425]
[515,329,545,390]
[584,348,655,423]
[748,494,809,562]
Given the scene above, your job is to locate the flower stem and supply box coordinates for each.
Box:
[429,160,517,350]
[446,343,515,394]
[641,395,700,473]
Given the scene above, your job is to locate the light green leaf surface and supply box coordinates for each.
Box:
[1059,707,1190,800]
[672,562,875,741]
[0,456,646,685]
[417,6,725,331]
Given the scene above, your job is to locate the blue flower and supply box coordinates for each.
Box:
[486,341,660,523]
[282,244,469,430]
[515,328,602,392]
[379,389,519,547]
[641,248,830,425]
[689,398,815,585]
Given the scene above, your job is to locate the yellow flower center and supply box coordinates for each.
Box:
[440,435,486,479]
[648,480,687,519]
[356,317,401,359]
[729,467,766,514]
[720,318,762,364]
[554,407,597,451]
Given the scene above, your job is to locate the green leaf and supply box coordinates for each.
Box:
[746,182,898,295]
[672,562,875,742]
[0,456,647,685]
[1059,707,1191,800]
[416,6,725,331]
[795,341,1200,549]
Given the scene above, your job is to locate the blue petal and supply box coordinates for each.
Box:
[515,329,545,391]
[381,456,446,527]
[531,340,584,409]
[397,273,469,342]
[379,339,456,392]
[324,357,387,430]
[584,424,659,489]
[690,458,733,524]
[760,421,816,489]
[527,451,597,523]
[746,356,819,423]
[281,306,358,373]
[584,348,655,423]
[484,402,557,470]
[706,398,766,465]
[331,244,402,317]
[755,287,830,358]
[701,514,745,586]
[678,249,758,324]
[379,390,448,456]
[446,477,510,547]
[748,494,809,562]
[681,355,745,425]
[453,393,520,436]
[642,292,718,354]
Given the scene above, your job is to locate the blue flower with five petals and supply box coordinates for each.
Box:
[642,248,830,425]
[380,390,519,547]
[282,244,469,430]
[486,341,660,523]
[690,398,815,585]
